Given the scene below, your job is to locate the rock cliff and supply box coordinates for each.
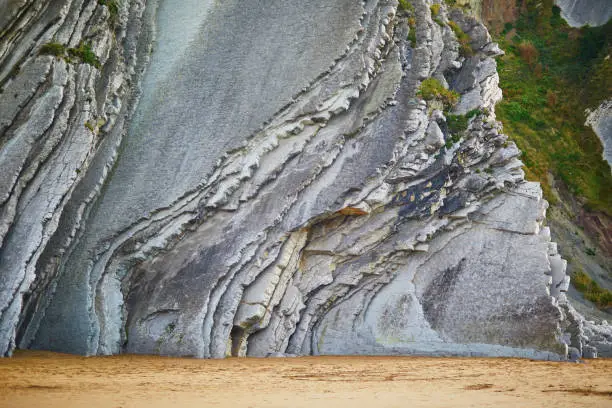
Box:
[0,0,609,359]
[586,100,612,170]
[554,0,612,27]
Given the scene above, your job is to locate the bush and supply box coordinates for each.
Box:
[68,42,101,68]
[398,0,414,13]
[448,21,473,57]
[417,78,459,108]
[446,109,480,134]
[40,42,66,56]
[430,4,441,17]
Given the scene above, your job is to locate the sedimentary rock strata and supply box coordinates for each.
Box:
[554,0,612,27]
[1,0,607,359]
[586,100,612,170]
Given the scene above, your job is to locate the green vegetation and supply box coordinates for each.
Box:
[448,21,473,57]
[494,0,612,213]
[572,270,612,309]
[39,42,66,56]
[430,4,444,27]
[398,0,414,13]
[67,42,101,68]
[99,0,119,16]
[446,109,480,134]
[39,41,101,69]
[407,17,417,48]
[445,132,461,148]
[430,4,441,17]
[444,109,481,148]
[84,121,96,133]
[417,78,459,109]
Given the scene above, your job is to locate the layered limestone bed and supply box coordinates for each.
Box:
[554,0,612,27]
[0,0,610,359]
[586,100,612,170]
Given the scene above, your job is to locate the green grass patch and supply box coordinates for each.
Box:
[398,0,414,13]
[417,78,459,109]
[84,121,96,133]
[494,0,612,214]
[443,109,483,148]
[98,0,119,22]
[430,4,441,17]
[448,21,473,57]
[39,42,66,56]
[407,17,417,48]
[446,109,481,134]
[572,270,612,310]
[68,42,101,68]
[39,41,101,69]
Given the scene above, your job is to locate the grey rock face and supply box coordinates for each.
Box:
[0,0,602,359]
[558,298,612,357]
[554,0,612,27]
[586,100,612,171]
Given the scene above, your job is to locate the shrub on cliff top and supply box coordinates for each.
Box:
[417,78,459,108]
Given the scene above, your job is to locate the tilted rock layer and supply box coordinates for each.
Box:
[586,100,612,171]
[1,0,608,359]
[554,0,612,27]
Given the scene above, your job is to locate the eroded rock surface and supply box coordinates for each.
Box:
[586,100,612,171]
[554,0,612,27]
[0,0,607,359]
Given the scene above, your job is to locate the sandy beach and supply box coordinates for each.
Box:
[1,351,610,408]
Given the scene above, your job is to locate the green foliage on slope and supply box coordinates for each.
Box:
[494,0,612,214]
[572,270,612,309]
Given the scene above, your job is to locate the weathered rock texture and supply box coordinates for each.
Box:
[586,100,612,171]
[554,0,612,27]
[0,0,606,359]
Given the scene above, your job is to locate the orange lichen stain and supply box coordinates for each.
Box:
[337,207,369,216]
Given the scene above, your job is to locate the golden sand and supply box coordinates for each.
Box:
[1,351,611,407]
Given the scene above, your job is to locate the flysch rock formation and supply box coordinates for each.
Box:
[1,0,610,359]
[554,0,612,28]
[586,100,612,171]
